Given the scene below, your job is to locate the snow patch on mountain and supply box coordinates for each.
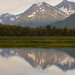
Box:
[28,8,46,18]
[40,8,42,10]
[60,6,75,15]
[34,2,51,8]
[28,12,36,18]
[55,0,75,16]
[16,16,20,19]
[10,18,15,21]
[39,8,46,12]
[41,9,45,12]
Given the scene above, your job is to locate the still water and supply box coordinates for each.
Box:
[0,48,75,75]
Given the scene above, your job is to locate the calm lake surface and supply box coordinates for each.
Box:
[0,48,75,75]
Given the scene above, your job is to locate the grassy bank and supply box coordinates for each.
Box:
[0,36,75,48]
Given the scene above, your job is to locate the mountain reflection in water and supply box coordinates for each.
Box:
[0,48,75,75]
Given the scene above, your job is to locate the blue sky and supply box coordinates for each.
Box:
[0,0,75,15]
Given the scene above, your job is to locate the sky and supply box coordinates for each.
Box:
[0,0,75,15]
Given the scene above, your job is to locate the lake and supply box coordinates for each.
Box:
[0,48,75,75]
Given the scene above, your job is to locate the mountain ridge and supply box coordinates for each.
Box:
[52,13,75,28]
[55,0,75,16]
[13,2,67,27]
[0,13,20,24]
[0,1,75,28]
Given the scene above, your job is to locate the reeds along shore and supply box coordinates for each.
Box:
[0,36,75,48]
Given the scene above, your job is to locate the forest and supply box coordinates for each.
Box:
[0,24,75,48]
[0,23,75,36]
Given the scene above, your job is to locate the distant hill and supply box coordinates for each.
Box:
[52,14,75,28]
[0,13,20,24]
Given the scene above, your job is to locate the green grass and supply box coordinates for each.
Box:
[0,36,75,48]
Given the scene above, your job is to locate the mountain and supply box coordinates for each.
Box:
[0,13,20,24]
[55,0,75,16]
[53,14,75,28]
[14,2,67,27]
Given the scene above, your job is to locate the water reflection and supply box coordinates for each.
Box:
[0,48,75,75]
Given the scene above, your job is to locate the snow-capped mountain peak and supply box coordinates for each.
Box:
[55,0,75,16]
[34,2,51,8]
[14,2,67,27]
[35,2,44,7]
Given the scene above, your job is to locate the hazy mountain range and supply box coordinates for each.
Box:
[0,13,21,25]
[53,14,75,28]
[0,0,75,28]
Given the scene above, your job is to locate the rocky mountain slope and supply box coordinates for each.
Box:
[55,0,75,16]
[14,2,67,27]
[53,14,75,28]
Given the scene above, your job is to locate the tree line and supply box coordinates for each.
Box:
[0,24,75,36]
